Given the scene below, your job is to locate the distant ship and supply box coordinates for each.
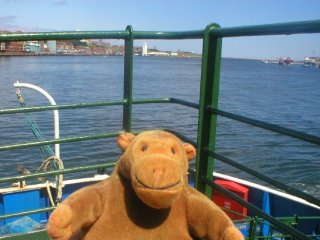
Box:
[278,57,293,65]
[304,56,320,68]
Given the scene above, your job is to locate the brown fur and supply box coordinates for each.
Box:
[47,130,244,240]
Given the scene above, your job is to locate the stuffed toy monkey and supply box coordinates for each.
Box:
[47,130,244,240]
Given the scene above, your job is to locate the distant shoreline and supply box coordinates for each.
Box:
[0,53,202,58]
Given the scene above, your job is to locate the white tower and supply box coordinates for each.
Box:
[142,42,148,56]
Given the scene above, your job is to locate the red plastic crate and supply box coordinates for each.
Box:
[212,180,249,220]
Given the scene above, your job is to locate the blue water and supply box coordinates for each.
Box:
[0,56,319,197]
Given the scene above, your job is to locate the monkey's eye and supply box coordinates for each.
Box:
[171,147,176,154]
[141,144,148,152]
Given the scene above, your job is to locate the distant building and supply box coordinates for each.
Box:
[0,42,24,52]
[141,42,170,57]
[47,41,57,54]
[24,41,41,53]
[10,42,24,52]
[56,41,75,54]
[0,41,55,54]
[142,42,148,56]
[146,51,170,57]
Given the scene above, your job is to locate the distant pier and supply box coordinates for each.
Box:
[262,56,320,68]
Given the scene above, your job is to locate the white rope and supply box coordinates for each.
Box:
[46,181,55,206]
[38,156,64,205]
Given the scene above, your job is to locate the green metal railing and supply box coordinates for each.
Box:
[0,20,320,239]
[196,20,320,240]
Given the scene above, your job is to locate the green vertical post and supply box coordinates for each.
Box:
[248,217,257,240]
[196,24,222,197]
[123,25,134,132]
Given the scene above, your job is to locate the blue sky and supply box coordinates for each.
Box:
[1,0,319,59]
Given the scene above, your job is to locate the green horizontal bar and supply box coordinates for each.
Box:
[0,230,50,240]
[209,107,320,146]
[203,177,311,240]
[0,207,55,220]
[170,98,199,109]
[0,132,119,151]
[133,30,204,39]
[0,30,203,42]
[0,162,115,183]
[209,150,320,207]
[133,98,171,104]
[0,97,197,116]
[0,31,129,42]
[253,215,320,223]
[212,19,320,38]
[0,98,173,115]
[1,20,318,42]
[298,216,320,220]
[162,129,197,146]
[0,100,125,115]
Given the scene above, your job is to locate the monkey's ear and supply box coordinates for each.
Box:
[117,132,136,151]
[183,143,196,161]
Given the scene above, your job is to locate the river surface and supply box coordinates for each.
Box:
[0,56,319,197]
